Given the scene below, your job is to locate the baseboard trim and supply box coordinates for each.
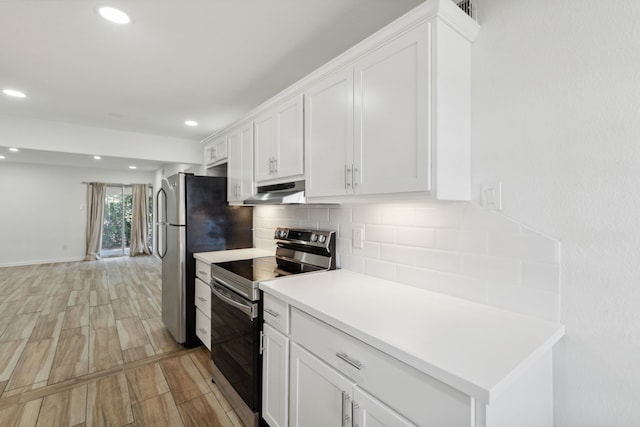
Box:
[0,256,86,268]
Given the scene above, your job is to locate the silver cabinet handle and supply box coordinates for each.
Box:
[336,352,362,370]
[351,401,359,427]
[273,157,278,173]
[197,270,207,277]
[264,308,280,317]
[341,391,351,426]
[353,166,359,187]
[197,296,206,303]
[198,328,207,335]
[345,165,352,189]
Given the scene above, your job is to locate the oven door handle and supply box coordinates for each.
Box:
[210,282,256,319]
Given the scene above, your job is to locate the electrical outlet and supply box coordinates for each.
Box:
[481,181,502,211]
[353,226,365,249]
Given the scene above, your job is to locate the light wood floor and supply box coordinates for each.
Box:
[0,256,243,427]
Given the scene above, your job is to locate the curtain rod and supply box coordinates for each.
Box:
[81,182,153,186]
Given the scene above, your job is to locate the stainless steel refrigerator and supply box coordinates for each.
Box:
[157,172,253,347]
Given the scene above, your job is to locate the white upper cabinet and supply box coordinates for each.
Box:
[255,94,304,185]
[353,22,429,196]
[305,66,354,198]
[227,121,254,204]
[203,135,228,167]
[305,1,479,201]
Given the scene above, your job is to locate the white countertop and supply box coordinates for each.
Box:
[193,248,273,264]
[259,269,565,404]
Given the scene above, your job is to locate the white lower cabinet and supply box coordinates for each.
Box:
[289,342,355,427]
[194,277,211,350]
[353,386,416,427]
[290,343,415,427]
[262,324,289,427]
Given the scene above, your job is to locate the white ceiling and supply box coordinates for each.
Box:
[0,0,425,156]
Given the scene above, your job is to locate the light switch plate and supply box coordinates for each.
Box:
[353,226,365,249]
[481,181,503,211]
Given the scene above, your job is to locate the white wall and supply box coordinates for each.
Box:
[0,162,154,266]
[471,0,640,425]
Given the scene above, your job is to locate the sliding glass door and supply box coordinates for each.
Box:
[101,186,131,257]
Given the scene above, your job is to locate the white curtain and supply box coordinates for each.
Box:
[85,183,106,261]
[130,184,151,256]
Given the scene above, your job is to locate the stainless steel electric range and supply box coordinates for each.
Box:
[208,227,336,427]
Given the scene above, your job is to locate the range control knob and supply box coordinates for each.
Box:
[310,233,318,242]
[318,234,327,243]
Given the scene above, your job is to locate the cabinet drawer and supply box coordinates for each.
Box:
[195,260,211,283]
[196,307,211,351]
[290,308,472,426]
[195,278,211,314]
[263,293,289,334]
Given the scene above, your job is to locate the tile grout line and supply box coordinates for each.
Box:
[4,346,200,408]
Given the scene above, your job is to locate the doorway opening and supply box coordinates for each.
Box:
[101,185,153,257]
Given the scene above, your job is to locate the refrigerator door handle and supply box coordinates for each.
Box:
[157,188,168,258]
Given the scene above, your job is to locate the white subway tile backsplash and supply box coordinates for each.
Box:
[353,204,380,224]
[415,249,461,273]
[397,265,439,291]
[436,229,488,254]
[340,254,365,273]
[292,206,311,221]
[309,207,330,223]
[435,273,488,304]
[461,254,521,284]
[488,232,560,264]
[396,227,436,248]
[329,207,352,225]
[365,259,396,281]
[488,282,560,322]
[380,244,417,266]
[380,206,416,226]
[415,207,462,228]
[365,224,395,243]
[460,208,520,232]
[522,261,560,293]
[255,202,561,321]
[353,241,380,259]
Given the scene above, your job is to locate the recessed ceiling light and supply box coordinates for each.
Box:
[98,6,130,24]
[129,165,137,169]
[2,89,26,98]
[9,148,19,152]
[94,155,101,160]
[185,120,198,127]
[0,155,5,160]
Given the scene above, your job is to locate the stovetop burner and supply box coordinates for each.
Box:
[214,256,278,283]
[210,227,336,301]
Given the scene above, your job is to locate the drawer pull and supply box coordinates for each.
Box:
[198,270,207,276]
[264,308,280,317]
[198,296,207,302]
[336,352,362,370]
[198,328,208,335]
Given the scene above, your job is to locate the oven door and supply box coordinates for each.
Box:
[209,280,261,426]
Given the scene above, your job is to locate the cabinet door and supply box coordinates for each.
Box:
[290,343,355,427]
[239,121,255,200]
[227,126,242,202]
[353,22,430,195]
[275,94,304,180]
[254,111,276,183]
[305,66,354,198]
[262,324,289,427]
[227,122,254,203]
[353,386,416,427]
